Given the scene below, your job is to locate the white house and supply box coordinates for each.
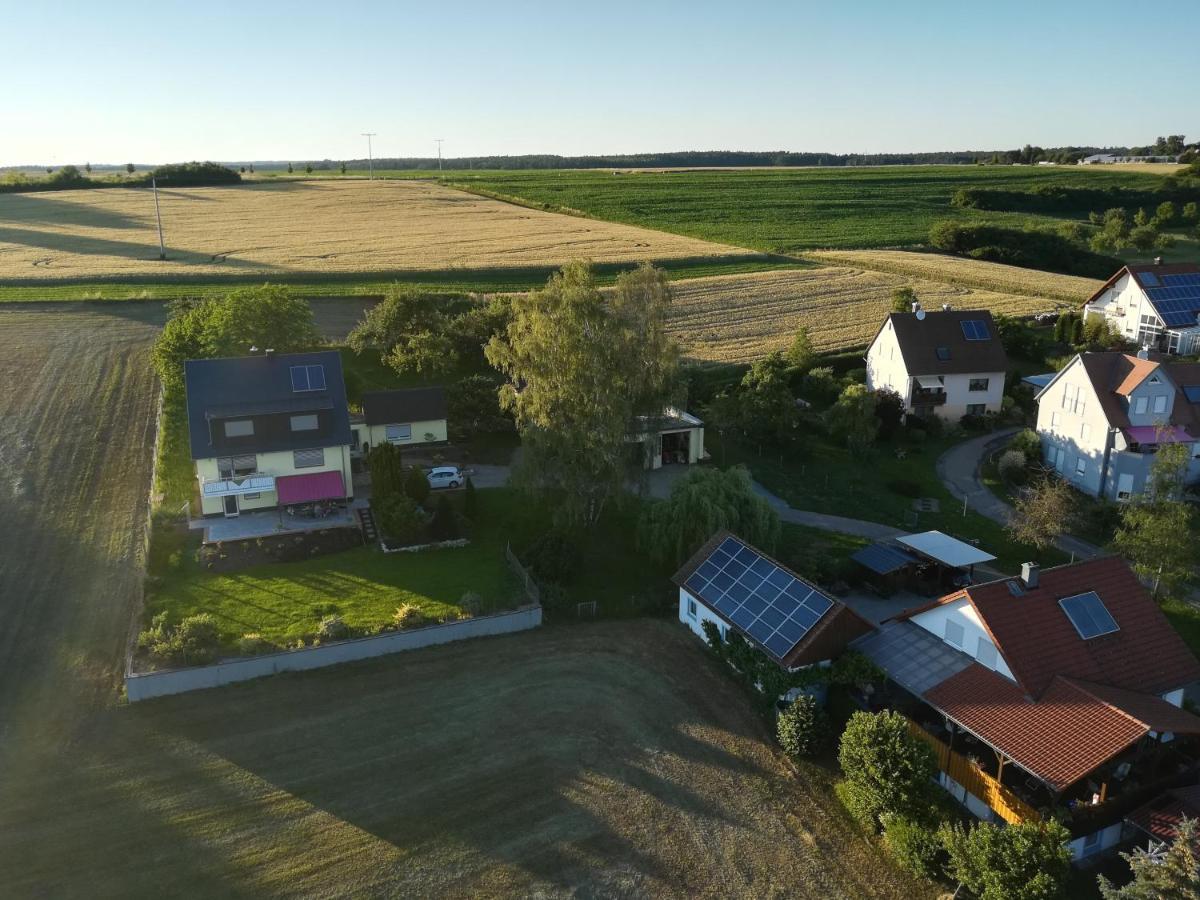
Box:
[359,387,448,453]
[866,307,1008,421]
[855,557,1200,861]
[1035,351,1200,500]
[630,407,706,470]
[673,531,872,676]
[1083,262,1200,356]
[185,350,355,518]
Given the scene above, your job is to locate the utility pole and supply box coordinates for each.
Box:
[435,139,444,172]
[151,176,166,260]
[361,133,377,180]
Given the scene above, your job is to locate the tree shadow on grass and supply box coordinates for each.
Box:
[0,226,273,271]
[0,191,148,230]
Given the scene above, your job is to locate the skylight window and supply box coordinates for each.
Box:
[1059,591,1119,640]
[936,347,951,361]
[290,364,327,392]
[960,319,990,341]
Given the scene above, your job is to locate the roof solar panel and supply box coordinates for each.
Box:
[1140,271,1160,287]
[683,536,838,661]
[960,319,990,341]
[1059,591,1120,640]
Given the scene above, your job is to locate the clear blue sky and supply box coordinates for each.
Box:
[4,0,1197,166]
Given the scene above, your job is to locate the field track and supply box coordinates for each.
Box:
[0,180,755,281]
[667,266,1065,363]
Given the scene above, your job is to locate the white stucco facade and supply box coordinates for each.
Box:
[866,318,1005,420]
[910,597,1015,680]
[196,444,354,516]
[1085,271,1200,355]
[363,418,448,451]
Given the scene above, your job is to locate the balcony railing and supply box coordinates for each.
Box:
[200,472,276,498]
[910,389,948,407]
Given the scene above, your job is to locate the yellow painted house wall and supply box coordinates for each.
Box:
[196,444,354,516]
[364,418,448,449]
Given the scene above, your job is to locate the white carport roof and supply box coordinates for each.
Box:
[896,530,996,568]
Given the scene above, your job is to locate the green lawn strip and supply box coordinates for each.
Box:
[0,257,801,303]
[711,431,1064,572]
[439,165,1170,254]
[1163,598,1200,656]
[153,392,194,513]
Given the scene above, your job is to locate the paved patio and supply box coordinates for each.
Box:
[193,507,360,543]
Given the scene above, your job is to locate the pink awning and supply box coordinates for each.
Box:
[1124,425,1194,445]
[276,470,346,504]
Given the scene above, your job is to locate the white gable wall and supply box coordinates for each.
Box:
[910,597,1015,680]
[1035,357,1116,497]
[678,587,729,644]
[865,319,909,398]
[1086,273,1153,342]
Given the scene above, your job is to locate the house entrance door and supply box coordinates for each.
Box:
[223,494,240,517]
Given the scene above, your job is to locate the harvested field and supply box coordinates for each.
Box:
[805,249,1103,303]
[0,621,934,898]
[0,180,756,282]
[668,266,1063,363]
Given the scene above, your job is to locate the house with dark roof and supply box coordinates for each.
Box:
[855,557,1200,861]
[1084,262,1200,356]
[865,306,1008,421]
[1034,350,1200,500]
[360,387,448,451]
[184,350,355,518]
[673,531,872,683]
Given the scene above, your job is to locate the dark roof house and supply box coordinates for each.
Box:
[361,387,447,426]
[873,309,1009,376]
[184,350,353,460]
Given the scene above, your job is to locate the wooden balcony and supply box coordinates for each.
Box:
[910,388,948,407]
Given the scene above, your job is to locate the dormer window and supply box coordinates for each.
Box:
[936,347,951,361]
[290,365,327,392]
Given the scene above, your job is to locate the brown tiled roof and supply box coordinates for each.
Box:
[924,666,1192,791]
[1127,785,1200,845]
[960,557,1200,699]
[671,530,872,669]
[1065,678,1200,735]
[875,309,1009,376]
[1113,356,1161,396]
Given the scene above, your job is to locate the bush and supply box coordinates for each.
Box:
[459,592,482,616]
[998,449,1028,483]
[776,694,831,759]
[883,815,946,880]
[837,710,939,830]
[368,443,404,499]
[404,465,431,505]
[1010,428,1042,459]
[429,495,459,540]
[138,612,223,667]
[523,531,581,584]
[463,476,478,519]
[236,633,275,656]
[317,614,349,642]
[393,603,428,629]
[374,494,428,544]
[940,819,1071,900]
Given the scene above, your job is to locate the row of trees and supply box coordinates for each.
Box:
[0,161,240,193]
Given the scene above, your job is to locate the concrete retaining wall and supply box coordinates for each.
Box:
[126,604,542,702]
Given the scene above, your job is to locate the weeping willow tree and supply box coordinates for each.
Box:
[637,465,780,567]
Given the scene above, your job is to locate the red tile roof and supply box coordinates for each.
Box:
[925,666,1200,791]
[1127,785,1200,846]
[955,557,1200,699]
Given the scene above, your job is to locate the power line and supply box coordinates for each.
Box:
[361,133,377,180]
[435,139,444,172]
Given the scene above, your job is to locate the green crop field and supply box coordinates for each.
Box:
[441,165,1170,253]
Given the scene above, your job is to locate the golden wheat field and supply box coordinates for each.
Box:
[804,249,1103,303]
[0,180,755,280]
[667,266,1066,363]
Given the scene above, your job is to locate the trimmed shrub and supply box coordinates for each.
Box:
[883,815,947,880]
[404,465,431,505]
[374,493,428,544]
[317,614,349,642]
[429,495,459,540]
[138,612,223,667]
[776,694,831,759]
[940,819,1071,900]
[459,592,482,616]
[236,633,275,656]
[1010,428,1042,459]
[393,603,428,629]
[837,710,939,830]
[998,449,1027,483]
[523,532,582,585]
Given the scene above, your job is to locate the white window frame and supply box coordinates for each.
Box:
[218,454,257,478]
[293,447,325,469]
[1081,423,1091,443]
[385,423,413,443]
[223,419,255,438]
[290,413,319,432]
[968,377,989,393]
[1153,395,1168,414]
[1075,457,1087,477]
[687,597,697,620]
[944,619,965,647]
[1134,396,1148,415]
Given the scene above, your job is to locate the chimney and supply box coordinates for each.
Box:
[911,301,922,314]
[1137,346,1150,360]
[1154,256,1163,266]
[1020,562,1039,589]
[942,303,952,312]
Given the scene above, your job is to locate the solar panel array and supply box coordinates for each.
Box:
[1059,591,1120,640]
[960,319,991,341]
[1145,274,1200,328]
[684,536,834,661]
[1138,271,1160,288]
[1183,385,1200,404]
[290,364,327,392]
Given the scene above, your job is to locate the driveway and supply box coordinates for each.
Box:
[936,428,1103,561]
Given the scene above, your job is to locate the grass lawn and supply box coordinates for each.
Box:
[711,430,1065,573]
[0,621,936,899]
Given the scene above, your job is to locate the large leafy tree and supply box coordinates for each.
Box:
[837,710,938,830]
[485,260,679,527]
[637,465,780,566]
[828,384,879,451]
[737,351,803,446]
[1100,817,1200,899]
[1007,475,1074,558]
[940,820,1072,900]
[1114,441,1198,599]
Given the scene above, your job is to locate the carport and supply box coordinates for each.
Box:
[895,530,996,585]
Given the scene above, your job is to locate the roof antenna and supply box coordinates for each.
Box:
[1154,256,1163,266]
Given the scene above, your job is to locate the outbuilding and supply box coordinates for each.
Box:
[360,387,448,453]
[629,407,706,470]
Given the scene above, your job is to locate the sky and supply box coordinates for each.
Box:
[3,0,1198,166]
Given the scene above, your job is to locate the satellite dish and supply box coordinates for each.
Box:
[916,309,926,321]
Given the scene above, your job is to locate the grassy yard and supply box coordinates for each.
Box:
[711,430,1065,572]
[0,621,937,899]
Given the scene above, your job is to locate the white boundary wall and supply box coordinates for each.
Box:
[126,605,541,702]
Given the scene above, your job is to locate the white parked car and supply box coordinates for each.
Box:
[426,466,463,490]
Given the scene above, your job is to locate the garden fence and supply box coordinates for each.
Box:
[505,542,541,606]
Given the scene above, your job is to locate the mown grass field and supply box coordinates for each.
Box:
[442,165,1169,252]
[0,620,936,899]
[666,264,1068,363]
[0,179,758,284]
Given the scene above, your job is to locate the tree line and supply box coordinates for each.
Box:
[0,161,241,194]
